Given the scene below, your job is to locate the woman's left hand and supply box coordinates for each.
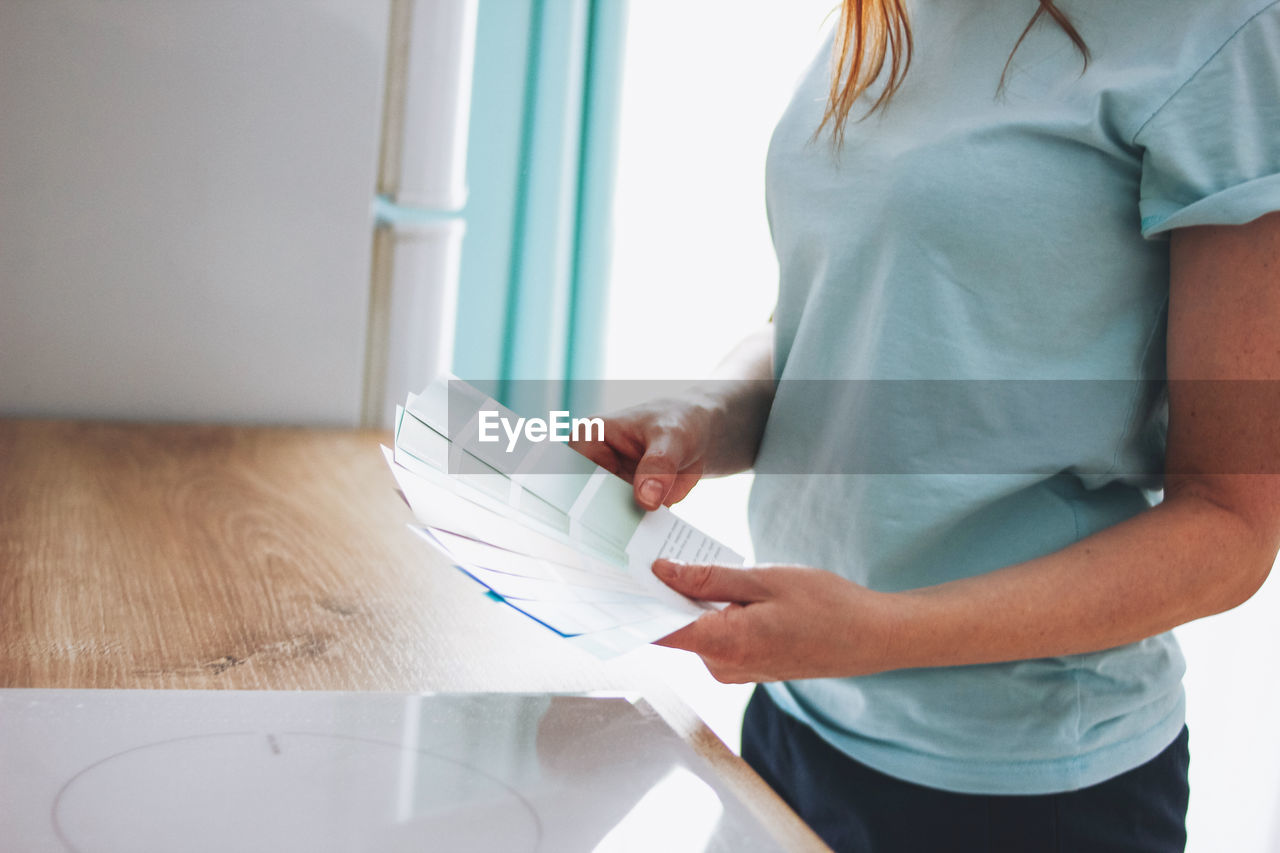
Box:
[651,559,902,683]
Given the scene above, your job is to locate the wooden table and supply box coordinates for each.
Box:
[0,418,827,851]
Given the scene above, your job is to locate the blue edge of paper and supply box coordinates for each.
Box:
[465,566,580,638]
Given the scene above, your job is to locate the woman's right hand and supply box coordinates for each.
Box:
[572,327,777,511]
[571,398,714,511]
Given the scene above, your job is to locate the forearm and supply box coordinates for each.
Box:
[654,219,1280,684]
[880,490,1279,670]
[683,326,777,475]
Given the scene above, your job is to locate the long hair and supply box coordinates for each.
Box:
[816,0,1090,145]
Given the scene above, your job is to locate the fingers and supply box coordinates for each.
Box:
[569,435,625,478]
[633,431,695,510]
[653,606,735,652]
[653,605,758,684]
[653,615,713,652]
[664,466,705,506]
[568,406,707,509]
[652,559,769,603]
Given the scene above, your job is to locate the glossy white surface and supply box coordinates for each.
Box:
[0,689,783,852]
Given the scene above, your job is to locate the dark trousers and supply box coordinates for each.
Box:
[741,687,1190,853]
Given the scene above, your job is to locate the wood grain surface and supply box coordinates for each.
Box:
[0,418,828,852]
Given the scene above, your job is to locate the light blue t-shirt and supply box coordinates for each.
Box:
[749,0,1280,794]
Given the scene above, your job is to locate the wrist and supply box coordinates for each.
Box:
[684,379,774,474]
[839,587,928,676]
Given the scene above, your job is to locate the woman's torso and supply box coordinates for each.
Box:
[749,0,1280,793]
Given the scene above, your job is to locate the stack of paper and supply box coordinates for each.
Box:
[383,377,744,658]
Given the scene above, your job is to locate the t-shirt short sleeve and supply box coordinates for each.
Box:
[1136,3,1280,238]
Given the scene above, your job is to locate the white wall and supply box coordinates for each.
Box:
[0,1,390,426]
[605,1,835,384]
[1178,567,1280,853]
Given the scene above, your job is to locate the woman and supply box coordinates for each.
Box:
[578,0,1280,850]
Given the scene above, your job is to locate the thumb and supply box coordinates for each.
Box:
[652,560,768,603]
[632,432,690,510]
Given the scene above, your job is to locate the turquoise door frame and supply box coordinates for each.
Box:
[453,0,627,415]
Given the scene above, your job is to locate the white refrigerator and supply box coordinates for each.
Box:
[0,0,474,427]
